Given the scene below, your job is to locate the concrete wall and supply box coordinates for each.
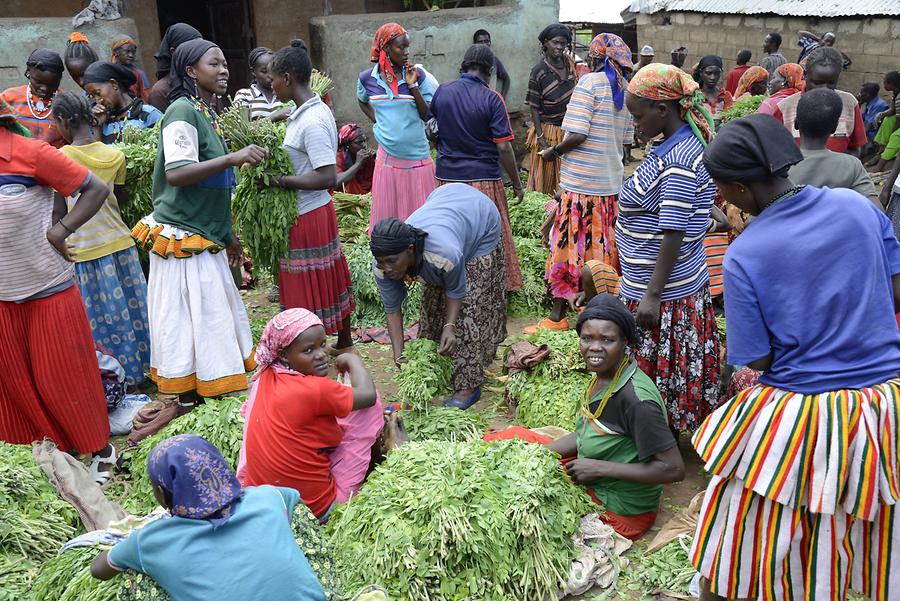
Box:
[254,0,366,54]
[0,17,141,93]
[633,12,900,100]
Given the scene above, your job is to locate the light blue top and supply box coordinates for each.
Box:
[101,103,162,142]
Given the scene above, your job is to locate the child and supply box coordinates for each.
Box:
[110,34,151,103]
[233,47,284,120]
[859,81,889,143]
[1,48,66,147]
[64,32,99,90]
[789,88,878,202]
[52,91,151,386]
[868,71,900,171]
[82,61,162,143]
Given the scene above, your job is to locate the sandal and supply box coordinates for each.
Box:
[443,387,481,410]
[523,317,569,335]
[90,444,118,485]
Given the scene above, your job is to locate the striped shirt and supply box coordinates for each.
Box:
[526,59,576,126]
[616,125,714,302]
[283,94,337,216]
[0,85,66,148]
[233,84,283,120]
[559,72,634,196]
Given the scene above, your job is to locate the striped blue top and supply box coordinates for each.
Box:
[616,125,714,302]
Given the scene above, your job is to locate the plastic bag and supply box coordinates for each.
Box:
[646,491,705,554]
[108,394,151,436]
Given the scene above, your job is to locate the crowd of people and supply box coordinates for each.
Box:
[0,17,898,601]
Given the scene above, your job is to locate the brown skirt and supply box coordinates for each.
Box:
[525,123,564,195]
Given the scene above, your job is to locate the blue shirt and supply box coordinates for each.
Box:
[724,186,900,393]
[107,486,326,601]
[616,125,714,301]
[862,96,889,141]
[357,64,435,160]
[101,102,162,143]
[374,183,500,312]
[429,73,514,181]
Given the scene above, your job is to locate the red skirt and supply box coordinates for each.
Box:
[278,202,355,335]
[0,285,109,454]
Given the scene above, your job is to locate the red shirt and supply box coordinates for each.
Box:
[0,85,66,148]
[0,126,87,193]
[724,65,751,96]
[772,99,867,153]
[336,150,374,195]
[243,369,353,517]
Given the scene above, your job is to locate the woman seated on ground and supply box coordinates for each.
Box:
[91,434,328,601]
[240,308,386,521]
[335,123,375,194]
[82,62,162,143]
[548,295,685,540]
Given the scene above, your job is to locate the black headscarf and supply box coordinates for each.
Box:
[168,39,219,103]
[26,48,64,75]
[575,294,638,345]
[155,23,202,78]
[370,218,428,262]
[693,54,723,82]
[82,61,136,88]
[539,23,572,45]
[703,113,803,183]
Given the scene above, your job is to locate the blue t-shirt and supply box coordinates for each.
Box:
[724,186,900,393]
[429,73,514,182]
[107,486,326,601]
[374,183,500,312]
[101,102,162,143]
[357,64,435,160]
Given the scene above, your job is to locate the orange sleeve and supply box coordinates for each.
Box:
[32,141,90,196]
[316,377,355,418]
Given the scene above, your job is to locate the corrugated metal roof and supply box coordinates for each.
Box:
[627,0,900,17]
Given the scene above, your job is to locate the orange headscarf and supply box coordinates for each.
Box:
[628,63,716,145]
[776,63,806,92]
[370,23,407,97]
[734,66,769,98]
[68,32,90,45]
[110,35,137,62]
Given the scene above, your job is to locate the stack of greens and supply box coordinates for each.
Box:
[333,191,370,245]
[311,70,334,98]
[507,190,552,317]
[506,329,589,430]
[508,190,552,239]
[343,238,421,326]
[718,95,765,126]
[114,124,159,230]
[618,537,696,597]
[29,546,123,601]
[395,339,453,410]
[401,407,491,442]
[327,439,593,600]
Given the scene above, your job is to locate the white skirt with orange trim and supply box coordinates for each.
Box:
[689,382,900,601]
[132,215,223,258]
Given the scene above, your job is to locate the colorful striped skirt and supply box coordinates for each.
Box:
[74,246,150,385]
[525,123,564,195]
[690,381,900,601]
[368,146,436,233]
[546,191,620,301]
[437,178,523,292]
[702,233,728,297]
[624,286,720,431]
[0,284,109,454]
[279,201,355,335]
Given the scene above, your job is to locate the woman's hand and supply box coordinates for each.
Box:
[565,458,606,484]
[636,292,661,330]
[256,174,284,190]
[226,235,243,267]
[229,144,268,168]
[334,352,364,375]
[438,324,457,356]
[46,223,75,262]
[355,147,376,166]
[91,103,108,126]
[268,107,292,122]
[569,292,587,313]
[709,205,733,233]
[404,63,419,88]
[539,146,559,161]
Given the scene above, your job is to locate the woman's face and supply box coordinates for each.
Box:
[270,70,292,102]
[252,53,273,90]
[387,34,410,67]
[85,80,126,111]
[65,58,93,90]
[625,92,668,139]
[282,325,329,377]
[28,68,62,99]
[348,133,368,154]
[714,179,758,215]
[749,80,768,96]
[700,65,722,89]
[114,43,137,66]
[187,47,229,96]
[579,319,627,376]
[768,71,786,94]
[374,247,415,281]
[543,35,568,61]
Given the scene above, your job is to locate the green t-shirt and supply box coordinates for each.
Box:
[151,97,235,246]
[576,361,676,516]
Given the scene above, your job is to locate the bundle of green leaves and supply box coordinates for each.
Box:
[618,537,696,597]
[342,237,421,327]
[401,407,491,442]
[333,191,370,245]
[718,95,765,126]
[327,439,593,600]
[395,339,453,410]
[114,124,159,230]
[29,545,122,601]
[508,236,550,317]
[508,190,552,238]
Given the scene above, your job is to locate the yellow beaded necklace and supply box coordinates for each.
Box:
[582,356,630,420]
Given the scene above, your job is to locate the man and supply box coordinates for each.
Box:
[636,45,654,72]
[724,49,752,95]
[473,29,510,98]
[759,32,787,76]
[670,46,687,69]
[798,30,851,69]
[859,81,889,145]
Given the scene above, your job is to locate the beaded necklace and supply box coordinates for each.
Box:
[190,95,222,137]
[582,356,630,421]
[761,185,804,212]
[26,85,53,119]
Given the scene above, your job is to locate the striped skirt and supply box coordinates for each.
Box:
[546,191,619,301]
[690,382,900,601]
[368,146,436,233]
[702,233,728,297]
[279,201,355,335]
[525,123,564,195]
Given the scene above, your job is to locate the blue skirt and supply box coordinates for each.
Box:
[74,246,151,385]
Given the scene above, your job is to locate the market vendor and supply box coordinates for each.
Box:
[547,294,685,540]
[371,183,506,410]
[335,123,375,194]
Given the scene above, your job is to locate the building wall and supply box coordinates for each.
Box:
[634,12,900,99]
[252,0,366,57]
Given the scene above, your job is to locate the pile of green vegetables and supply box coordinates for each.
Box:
[507,190,552,239]
[333,191,370,245]
[343,236,422,326]
[618,537,696,597]
[507,190,552,317]
[395,339,453,410]
[327,439,593,600]
[506,329,589,430]
[718,95,765,125]
[311,70,334,98]
[29,545,123,601]
[400,407,491,442]
[114,124,159,230]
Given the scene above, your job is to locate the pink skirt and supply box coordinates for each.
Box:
[368,146,436,233]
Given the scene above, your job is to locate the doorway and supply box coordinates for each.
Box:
[156,0,255,98]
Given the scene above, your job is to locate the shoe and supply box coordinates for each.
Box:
[443,388,481,410]
[523,317,569,335]
[90,444,118,486]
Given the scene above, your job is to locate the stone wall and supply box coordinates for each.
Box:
[634,12,900,99]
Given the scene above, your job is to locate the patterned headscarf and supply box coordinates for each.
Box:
[370,23,407,97]
[776,63,806,93]
[110,35,137,61]
[734,66,769,98]
[339,123,364,149]
[147,434,242,528]
[0,98,32,137]
[253,308,324,378]
[589,33,633,110]
[627,63,716,145]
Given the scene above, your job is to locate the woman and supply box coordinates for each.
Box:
[132,39,266,408]
[358,23,437,231]
[371,184,506,409]
[335,123,375,194]
[0,97,116,482]
[692,113,900,601]
[526,33,633,333]
[1,48,66,147]
[618,64,723,432]
[756,62,804,115]
[148,23,201,112]
[53,91,150,386]
[429,43,524,292]
[64,32,99,90]
[110,34,151,103]
[732,65,768,100]
[526,23,577,195]
[241,309,382,521]
[265,40,356,353]
[693,55,733,115]
[82,62,162,143]
[90,434,328,601]
[548,295,685,539]
[233,47,283,120]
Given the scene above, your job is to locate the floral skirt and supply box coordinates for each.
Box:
[525,123,564,195]
[623,287,720,431]
[546,191,619,301]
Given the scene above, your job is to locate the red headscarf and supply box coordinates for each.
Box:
[370,23,407,97]
[734,66,768,98]
[110,35,137,62]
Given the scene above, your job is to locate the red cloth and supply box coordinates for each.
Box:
[0,127,87,194]
[772,103,867,152]
[724,65,750,96]
[586,488,659,539]
[242,368,354,517]
[0,285,109,454]
[483,426,553,444]
[370,23,407,96]
[0,85,67,148]
[128,66,150,104]
[336,150,374,195]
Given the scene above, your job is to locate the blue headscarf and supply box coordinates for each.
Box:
[589,33,633,111]
[148,434,242,528]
